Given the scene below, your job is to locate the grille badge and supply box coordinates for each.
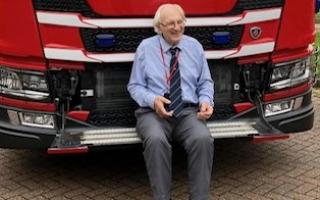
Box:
[250,26,262,40]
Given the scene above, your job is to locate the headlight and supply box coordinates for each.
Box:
[0,66,49,100]
[0,68,22,90]
[21,74,48,92]
[270,57,312,90]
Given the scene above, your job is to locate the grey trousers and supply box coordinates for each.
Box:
[135,107,214,200]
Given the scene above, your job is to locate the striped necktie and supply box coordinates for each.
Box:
[169,47,184,117]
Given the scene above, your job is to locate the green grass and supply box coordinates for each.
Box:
[316,13,320,23]
[314,31,320,87]
[316,32,320,47]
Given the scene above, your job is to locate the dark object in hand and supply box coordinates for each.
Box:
[163,93,170,111]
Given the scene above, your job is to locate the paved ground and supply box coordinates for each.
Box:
[0,91,319,200]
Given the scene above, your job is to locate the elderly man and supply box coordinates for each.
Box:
[127,4,214,200]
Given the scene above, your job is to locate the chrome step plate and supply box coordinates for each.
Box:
[79,121,259,146]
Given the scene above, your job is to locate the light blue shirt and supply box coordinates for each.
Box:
[127,35,214,109]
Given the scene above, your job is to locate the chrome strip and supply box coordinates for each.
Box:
[0,89,49,100]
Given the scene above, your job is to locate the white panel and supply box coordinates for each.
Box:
[187,17,241,26]
[230,8,282,25]
[205,50,237,59]
[83,18,153,28]
[36,8,282,28]
[37,11,97,28]
[88,53,135,62]
[226,42,275,58]
[44,42,275,62]
[44,48,99,62]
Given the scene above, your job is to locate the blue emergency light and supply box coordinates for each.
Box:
[212,32,230,45]
[95,34,115,48]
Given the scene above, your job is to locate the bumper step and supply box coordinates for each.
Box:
[77,120,266,146]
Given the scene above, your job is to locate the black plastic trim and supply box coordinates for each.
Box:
[0,124,56,149]
[0,105,57,149]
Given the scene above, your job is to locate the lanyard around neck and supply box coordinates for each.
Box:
[159,41,180,88]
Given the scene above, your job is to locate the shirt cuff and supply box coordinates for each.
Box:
[199,96,214,107]
[145,93,157,110]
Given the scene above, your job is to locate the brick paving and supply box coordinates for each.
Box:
[0,91,319,200]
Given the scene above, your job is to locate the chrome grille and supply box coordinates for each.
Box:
[80,61,238,127]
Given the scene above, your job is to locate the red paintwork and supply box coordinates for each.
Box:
[237,20,279,65]
[272,48,312,64]
[48,60,85,70]
[275,0,315,51]
[87,0,237,16]
[253,134,289,144]
[39,25,84,50]
[67,111,90,122]
[233,102,255,113]
[238,54,269,65]
[0,1,44,61]
[0,96,56,112]
[0,54,47,71]
[263,82,312,102]
[47,146,89,154]
[239,20,279,45]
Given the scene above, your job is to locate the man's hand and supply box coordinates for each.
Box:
[154,96,174,118]
[197,102,214,120]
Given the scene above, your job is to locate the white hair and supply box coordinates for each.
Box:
[153,4,186,34]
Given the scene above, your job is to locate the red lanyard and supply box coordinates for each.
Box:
[159,42,180,89]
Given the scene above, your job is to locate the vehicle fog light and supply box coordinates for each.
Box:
[23,113,34,123]
[18,112,55,129]
[265,100,294,117]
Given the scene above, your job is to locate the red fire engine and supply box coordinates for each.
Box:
[0,0,317,153]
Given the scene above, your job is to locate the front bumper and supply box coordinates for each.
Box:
[0,120,56,149]
[0,90,314,150]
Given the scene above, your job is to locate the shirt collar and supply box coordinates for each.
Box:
[159,35,183,54]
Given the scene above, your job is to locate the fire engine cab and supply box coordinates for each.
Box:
[0,0,317,153]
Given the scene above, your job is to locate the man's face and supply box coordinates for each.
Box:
[159,7,185,45]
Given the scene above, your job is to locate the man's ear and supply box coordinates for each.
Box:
[157,25,162,34]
